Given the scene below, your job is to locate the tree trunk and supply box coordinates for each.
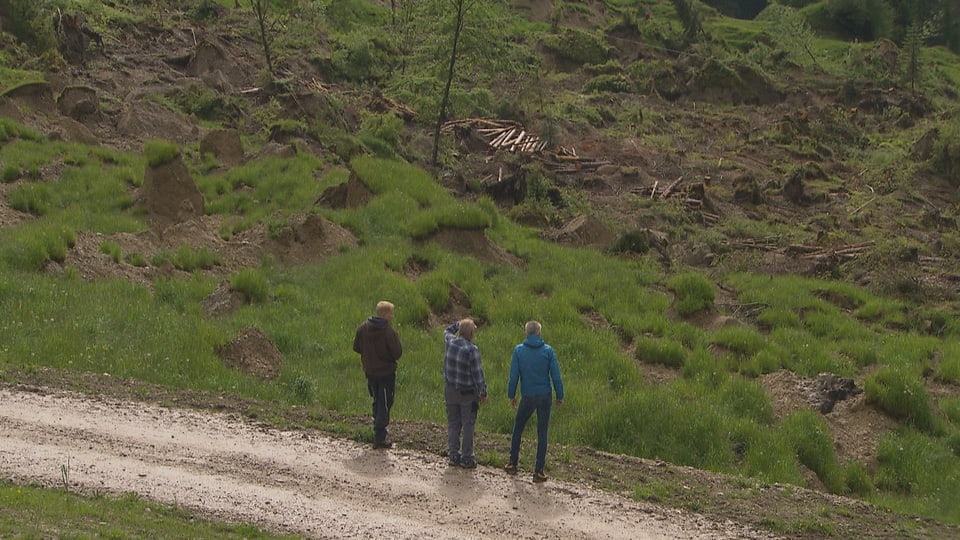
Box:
[431,0,470,167]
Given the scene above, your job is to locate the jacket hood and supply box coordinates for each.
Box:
[522,334,545,348]
[368,316,390,328]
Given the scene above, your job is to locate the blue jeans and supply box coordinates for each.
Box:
[445,384,479,462]
[509,394,552,472]
[367,373,395,445]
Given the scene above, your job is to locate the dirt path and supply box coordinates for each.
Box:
[0,386,776,539]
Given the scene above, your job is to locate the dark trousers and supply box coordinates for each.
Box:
[367,373,396,445]
[509,394,552,472]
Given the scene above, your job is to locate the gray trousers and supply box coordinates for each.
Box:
[444,384,478,461]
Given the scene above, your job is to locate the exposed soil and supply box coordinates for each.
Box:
[0,383,773,540]
[3,367,958,539]
[3,1,960,538]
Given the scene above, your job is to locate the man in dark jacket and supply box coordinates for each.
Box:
[354,301,403,449]
[505,320,564,482]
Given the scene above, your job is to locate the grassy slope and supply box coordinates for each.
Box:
[2,0,960,537]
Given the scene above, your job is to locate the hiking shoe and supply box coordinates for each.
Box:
[533,470,548,483]
[459,457,477,469]
[373,441,393,449]
[448,456,460,467]
[503,462,518,475]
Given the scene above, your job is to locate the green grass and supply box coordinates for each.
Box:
[3,0,960,532]
[0,482,293,539]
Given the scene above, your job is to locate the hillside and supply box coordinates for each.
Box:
[2,0,960,538]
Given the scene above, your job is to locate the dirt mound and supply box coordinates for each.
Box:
[543,214,615,248]
[315,172,373,209]
[266,214,359,266]
[199,129,244,166]
[216,326,283,380]
[200,280,249,318]
[137,152,205,232]
[761,369,897,465]
[423,284,476,330]
[423,227,523,267]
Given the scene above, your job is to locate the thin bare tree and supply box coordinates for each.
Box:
[431,0,475,167]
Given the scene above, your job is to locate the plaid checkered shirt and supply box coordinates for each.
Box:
[442,322,487,396]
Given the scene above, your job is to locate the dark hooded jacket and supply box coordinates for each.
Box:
[353,316,402,377]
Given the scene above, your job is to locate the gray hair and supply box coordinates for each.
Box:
[524,320,541,336]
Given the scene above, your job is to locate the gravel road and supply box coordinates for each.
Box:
[0,386,776,539]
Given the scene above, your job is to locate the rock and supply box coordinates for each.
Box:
[57,85,100,121]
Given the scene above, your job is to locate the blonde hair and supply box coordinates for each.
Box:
[525,320,541,336]
[459,319,477,339]
[376,301,395,317]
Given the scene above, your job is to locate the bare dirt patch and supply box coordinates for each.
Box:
[0,384,776,540]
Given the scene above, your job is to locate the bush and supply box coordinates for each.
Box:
[635,336,687,367]
[609,230,650,255]
[583,74,634,94]
[6,1,57,51]
[144,140,181,167]
[844,461,874,495]
[8,183,51,216]
[667,272,715,316]
[719,377,774,425]
[780,409,844,493]
[824,0,895,41]
[542,28,609,65]
[710,325,767,357]
[99,241,122,263]
[864,366,938,434]
[288,374,316,404]
[230,268,270,303]
[932,119,960,185]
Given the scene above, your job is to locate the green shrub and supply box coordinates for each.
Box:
[864,366,938,434]
[932,119,960,185]
[144,140,181,167]
[8,183,51,216]
[583,74,634,94]
[780,409,844,493]
[710,325,766,357]
[99,241,122,263]
[288,374,316,404]
[329,31,393,82]
[844,461,874,495]
[719,377,774,425]
[875,431,947,494]
[174,85,238,121]
[126,253,148,267]
[635,336,687,367]
[359,111,403,150]
[667,272,715,316]
[154,247,221,272]
[609,230,650,254]
[2,165,20,182]
[542,27,609,65]
[230,268,270,303]
[824,0,895,41]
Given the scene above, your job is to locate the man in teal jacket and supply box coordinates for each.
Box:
[505,320,564,482]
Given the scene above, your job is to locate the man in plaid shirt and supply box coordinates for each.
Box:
[443,319,487,468]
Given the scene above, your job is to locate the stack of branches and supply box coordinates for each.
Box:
[723,240,875,261]
[797,241,875,261]
[631,176,718,223]
[540,146,612,174]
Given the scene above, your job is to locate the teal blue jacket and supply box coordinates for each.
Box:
[508,334,564,400]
